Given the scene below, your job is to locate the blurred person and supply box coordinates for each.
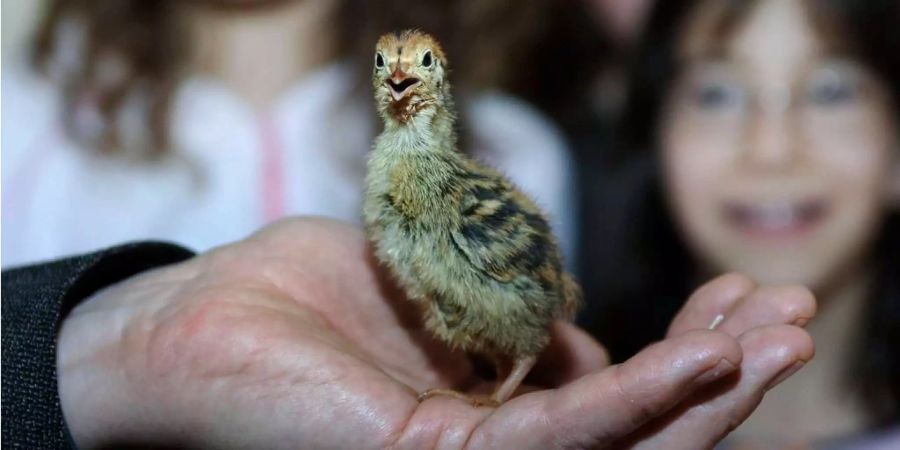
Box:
[589,0,654,47]
[2,0,576,268]
[581,0,900,448]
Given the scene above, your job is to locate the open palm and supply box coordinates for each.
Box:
[58,218,814,449]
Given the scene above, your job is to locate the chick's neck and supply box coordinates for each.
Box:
[378,93,457,155]
[370,92,462,225]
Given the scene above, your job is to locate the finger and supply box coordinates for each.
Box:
[668,273,757,337]
[469,329,743,449]
[625,324,815,450]
[531,321,611,387]
[714,285,816,337]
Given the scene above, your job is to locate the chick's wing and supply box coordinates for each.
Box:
[450,176,558,284]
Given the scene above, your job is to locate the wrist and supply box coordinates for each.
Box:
[57,258,208,448]
[57,287,124,447]
[56,269,169,448]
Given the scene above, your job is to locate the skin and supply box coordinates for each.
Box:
[663,0,898,291]
[179,0,338,111]
[661,0,899,444]
[58,218,815,449]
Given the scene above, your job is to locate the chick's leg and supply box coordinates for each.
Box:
[490,355,537,404]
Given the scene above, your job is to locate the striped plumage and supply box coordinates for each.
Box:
[364,30,580,405]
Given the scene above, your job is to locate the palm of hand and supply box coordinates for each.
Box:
[59,218,815,450]
[187,220,489,448]
[63,220,563,448]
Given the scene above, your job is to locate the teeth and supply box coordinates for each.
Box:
[751,202,796,228]
[725,198,826,234]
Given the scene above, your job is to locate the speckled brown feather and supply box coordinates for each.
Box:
[364,30,580,363]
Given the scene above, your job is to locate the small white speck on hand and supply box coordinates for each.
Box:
[708,314,725,330]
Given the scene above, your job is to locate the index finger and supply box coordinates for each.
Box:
[667,273,757,337]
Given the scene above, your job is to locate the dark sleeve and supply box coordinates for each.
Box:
[2,242,195,449]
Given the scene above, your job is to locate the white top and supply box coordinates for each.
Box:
[2,62,576,268]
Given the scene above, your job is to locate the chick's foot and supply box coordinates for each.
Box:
[417,389,500,408]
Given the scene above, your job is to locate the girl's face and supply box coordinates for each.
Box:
[661,0,899,290]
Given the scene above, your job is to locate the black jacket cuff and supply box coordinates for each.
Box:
[2,242,195,449]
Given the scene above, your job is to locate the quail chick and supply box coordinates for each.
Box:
[364,30,580,406]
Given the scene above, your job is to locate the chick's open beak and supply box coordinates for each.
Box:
[386,69,421,101]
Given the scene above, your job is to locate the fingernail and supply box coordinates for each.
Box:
[694,358,738,385]
[792,317,811,327]
[765,360,806,391]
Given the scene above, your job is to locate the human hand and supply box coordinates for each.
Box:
[57,218,813,449]
[621,274,816,449]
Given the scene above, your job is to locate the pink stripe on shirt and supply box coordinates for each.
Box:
[257,114,286,222]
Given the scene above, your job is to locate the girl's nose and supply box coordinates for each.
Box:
[742,90,801,172]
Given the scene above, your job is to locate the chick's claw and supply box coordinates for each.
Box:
[417,389,500,408]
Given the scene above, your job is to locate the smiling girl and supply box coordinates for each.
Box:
[582,0,900,447]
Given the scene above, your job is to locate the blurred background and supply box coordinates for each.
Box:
[2,1,898,448]
[1,0,642,269]
[1,0,44,65]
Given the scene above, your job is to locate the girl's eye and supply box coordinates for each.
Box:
[807,69,860,106]
[375,53,385,69]
[692,81,745,110]
[422,51,433,68]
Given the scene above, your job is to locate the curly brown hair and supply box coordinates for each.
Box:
[33,0,184,157]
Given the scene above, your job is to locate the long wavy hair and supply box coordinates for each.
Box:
[31,0,603,159]
[580,0,900,425]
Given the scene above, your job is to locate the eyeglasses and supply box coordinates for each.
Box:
[668,59,885,137]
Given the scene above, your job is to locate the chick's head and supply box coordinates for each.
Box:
[373,30,449,122]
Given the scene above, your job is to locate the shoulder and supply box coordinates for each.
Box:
[2,62,59,112]
[1,63,63,173]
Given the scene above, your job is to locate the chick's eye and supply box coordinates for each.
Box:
[422,51,433,68]
[375,53,385,69]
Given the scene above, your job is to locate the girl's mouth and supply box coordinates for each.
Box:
[722,198,829,239]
